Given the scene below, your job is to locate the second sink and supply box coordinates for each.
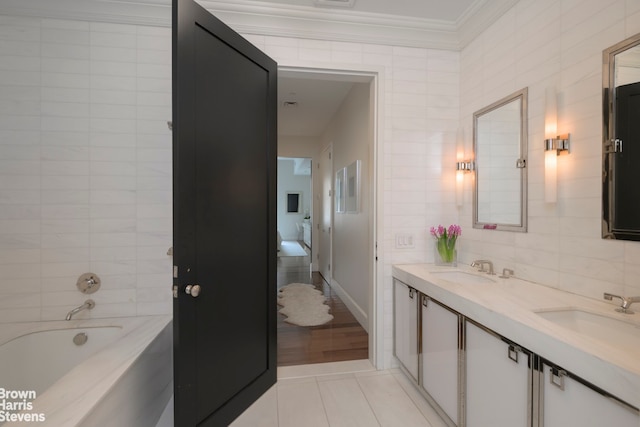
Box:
[535,308,640,352]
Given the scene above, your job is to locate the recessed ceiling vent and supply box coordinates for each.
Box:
[312,0,356,9]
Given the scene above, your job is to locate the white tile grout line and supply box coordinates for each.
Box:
[354,372,384,427]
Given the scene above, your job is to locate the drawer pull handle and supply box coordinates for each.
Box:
[508,345,521,363]
[550,368,567,391]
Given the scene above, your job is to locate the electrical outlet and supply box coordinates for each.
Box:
[395,233,415,249]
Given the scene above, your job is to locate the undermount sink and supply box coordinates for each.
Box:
[535,308,640,352]
[430,270,495,285]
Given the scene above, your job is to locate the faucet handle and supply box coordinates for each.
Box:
[471,260,486,272]
[499,268,514,278]
[603,292,622,302]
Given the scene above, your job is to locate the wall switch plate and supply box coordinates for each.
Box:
[395,233,415,249]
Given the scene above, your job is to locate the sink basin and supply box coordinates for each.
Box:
[430,271,495,285]
[535,309,640,352]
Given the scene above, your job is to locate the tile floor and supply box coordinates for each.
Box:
[157,360,448,427]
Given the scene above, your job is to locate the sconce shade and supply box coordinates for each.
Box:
[544,149,557,203]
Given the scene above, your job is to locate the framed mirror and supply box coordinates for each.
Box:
[473,88,528,232]
[602,32,640,241]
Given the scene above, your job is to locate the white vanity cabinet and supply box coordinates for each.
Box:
[394,279,419,381]
[392,268,640,427]
[541,362,640,427]
[465,321,530,427]
[421,296,460,425]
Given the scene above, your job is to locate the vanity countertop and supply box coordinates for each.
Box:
[392,263,640,409]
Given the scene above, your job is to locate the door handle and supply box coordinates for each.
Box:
[185,284,201,298]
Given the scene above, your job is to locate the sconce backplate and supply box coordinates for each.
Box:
[77,273,101,294]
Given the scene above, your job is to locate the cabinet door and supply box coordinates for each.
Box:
[421,297,459,425]
[394,279,419,380]
[542,363,640,427]
[466,321,530,427]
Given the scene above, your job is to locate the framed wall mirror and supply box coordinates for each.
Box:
[602,32,640,241]
[473,88,528,232]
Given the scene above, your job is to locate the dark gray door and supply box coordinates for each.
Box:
[613,81,640,235]
[172,0,277,425]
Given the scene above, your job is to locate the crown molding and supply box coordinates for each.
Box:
[197,0,459,50]
[0,0,519,50]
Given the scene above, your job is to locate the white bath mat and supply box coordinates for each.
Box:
[278,240,307,257]
[277,283,333,327]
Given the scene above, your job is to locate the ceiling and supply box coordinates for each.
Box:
[279,76,355,137]
[249,0,478,22]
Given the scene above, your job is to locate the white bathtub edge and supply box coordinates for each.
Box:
[10,316,172,427]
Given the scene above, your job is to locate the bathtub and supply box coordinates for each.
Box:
[0,316,172,427]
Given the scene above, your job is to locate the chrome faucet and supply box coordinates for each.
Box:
[603,293,640,314]
[65,299,95,320]
[471,259,494,275]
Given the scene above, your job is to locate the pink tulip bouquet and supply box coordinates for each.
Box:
[430,224,461,264]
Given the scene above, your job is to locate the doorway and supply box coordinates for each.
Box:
[277,68,376,366]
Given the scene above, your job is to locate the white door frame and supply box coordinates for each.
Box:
[319,144,333,283]
[279,64,385,369]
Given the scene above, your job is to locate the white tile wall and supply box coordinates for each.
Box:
[0,16,172,322]
[459,0,640,301]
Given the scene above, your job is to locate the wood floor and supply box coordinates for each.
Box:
[277,243,369,366]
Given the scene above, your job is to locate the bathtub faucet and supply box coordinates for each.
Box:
[65,299,95,320]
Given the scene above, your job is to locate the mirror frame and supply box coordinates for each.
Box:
[602,32,640,240]
[473,88,528,232]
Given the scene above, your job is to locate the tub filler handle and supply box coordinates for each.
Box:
[77,273,101,294]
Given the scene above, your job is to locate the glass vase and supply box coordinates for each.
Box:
[434,240,457,267]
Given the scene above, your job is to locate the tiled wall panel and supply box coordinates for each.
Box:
[0,17,172,322]
[460,0,640,301]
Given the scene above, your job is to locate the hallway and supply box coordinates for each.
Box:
[277,244,369,366]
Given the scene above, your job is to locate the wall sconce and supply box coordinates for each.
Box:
[455,128,474,207]
[544,87,570,203]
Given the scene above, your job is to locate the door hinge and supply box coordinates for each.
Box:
[605,138,623,153]
[172,285,178,299]
[173,266,178,279]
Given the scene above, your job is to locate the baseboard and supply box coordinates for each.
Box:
[330,278,369,333]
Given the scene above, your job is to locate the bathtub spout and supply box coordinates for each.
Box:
[65,299,95,320]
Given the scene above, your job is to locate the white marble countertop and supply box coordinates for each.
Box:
[392,263,640,409]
